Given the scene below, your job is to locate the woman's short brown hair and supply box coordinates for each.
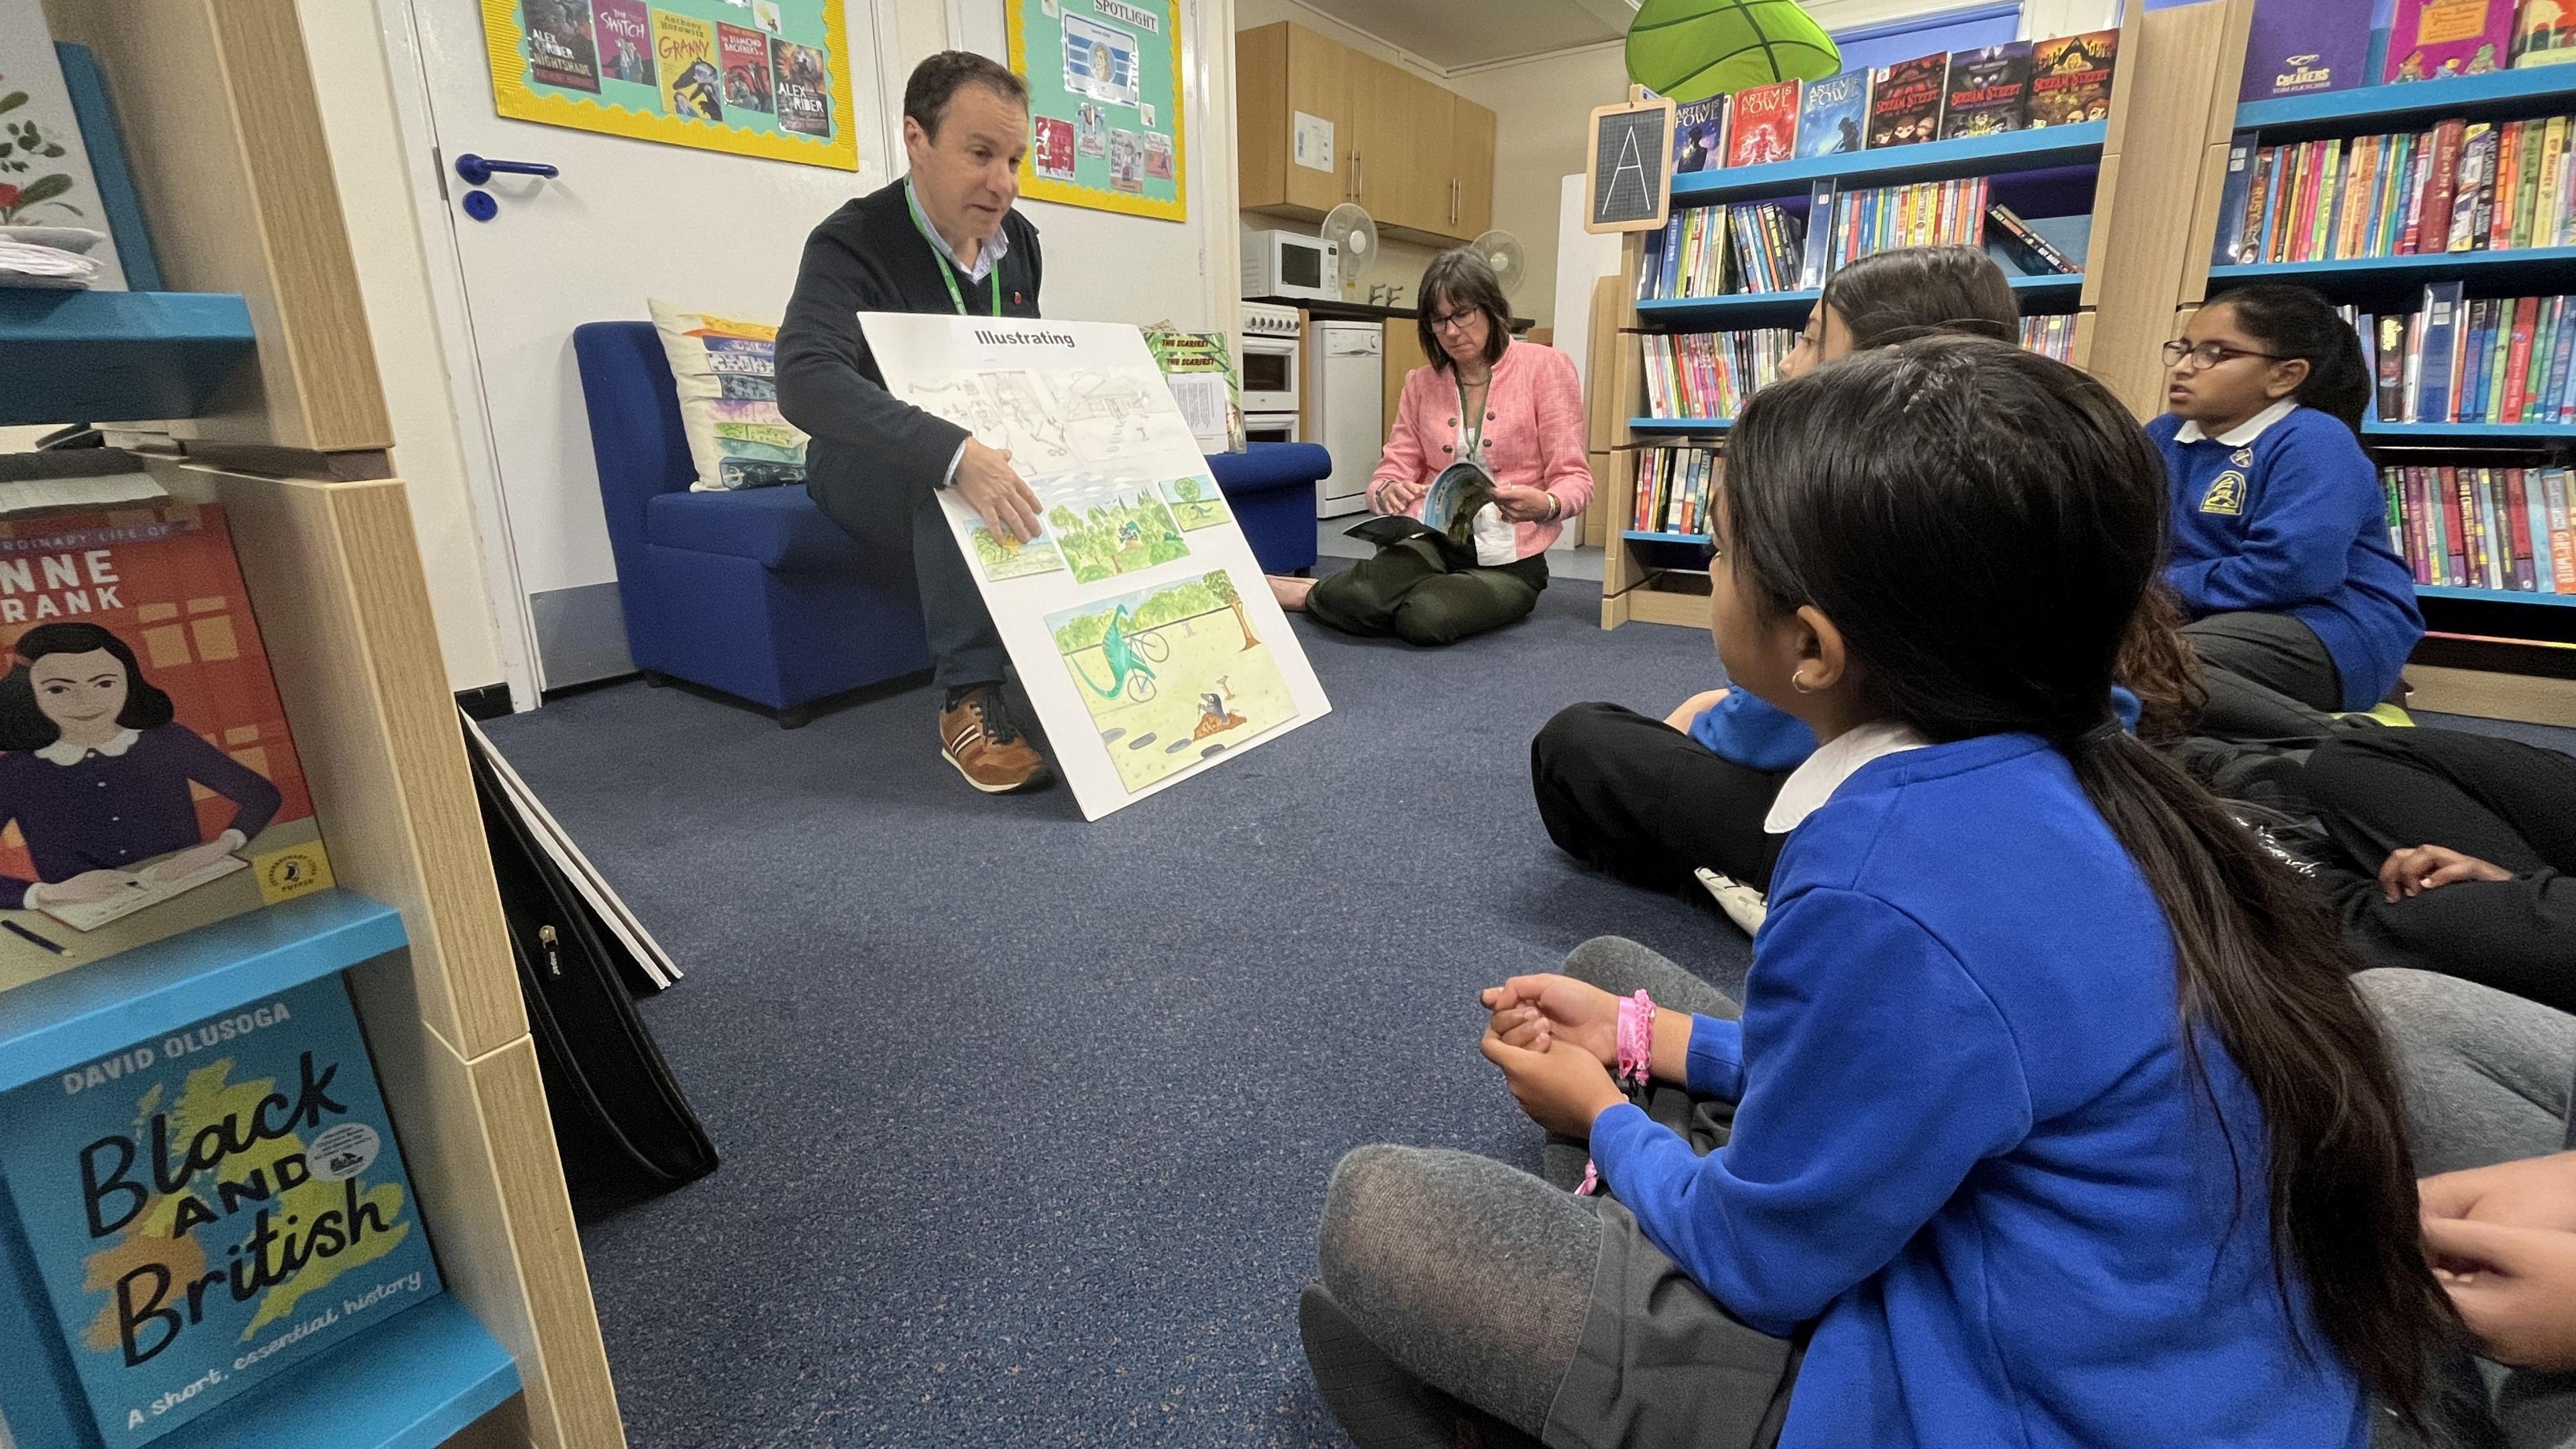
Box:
[1818,246,2017,350]
[1416,248,1512,373]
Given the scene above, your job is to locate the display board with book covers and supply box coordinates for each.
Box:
[479,0,860,170]
[1008,0,1187,222]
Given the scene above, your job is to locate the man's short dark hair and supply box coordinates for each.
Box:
[904,51,1030,138]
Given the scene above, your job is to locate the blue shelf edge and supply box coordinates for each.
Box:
[2239,68,2576,131]
[0,890,405,1093]
[2416,584,2576,606]
[158,1293,519,1449]
[2208,246,2576,284]
[1638,272,2081,324]
[0,288,257,427]
[1668,121,2105,205]
[1623,529,1709,543]
[1630,417,1732,431]
[2365,421,2576,439]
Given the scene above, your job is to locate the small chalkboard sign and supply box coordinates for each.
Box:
[1585,97,1676,234]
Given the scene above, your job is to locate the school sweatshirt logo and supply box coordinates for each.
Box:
[2200,471,2247,516]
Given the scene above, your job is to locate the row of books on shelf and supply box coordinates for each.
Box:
[2381,463,2576,591]
[2351,287,2576,423]
[1670,30,2120,172]
[1638,318,2083,423]
[1635,447,1723,535]
[1638,186,2078,301]
[2021,313,2080,362]
[2213,113,2576,266]
[2242,0,2570,103]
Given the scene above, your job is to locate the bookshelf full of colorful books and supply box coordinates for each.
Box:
[2202,0,2576,669]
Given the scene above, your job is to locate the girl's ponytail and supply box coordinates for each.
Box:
[2207,282,2374,437]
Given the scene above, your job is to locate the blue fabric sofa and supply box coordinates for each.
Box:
[1210,442,1328,575]
[572,320,931,726]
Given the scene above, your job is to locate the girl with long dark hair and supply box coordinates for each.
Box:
[2153,283,2422,739]
[1303,339,2454,1448]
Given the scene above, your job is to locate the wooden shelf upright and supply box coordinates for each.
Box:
[21,2,626,1446]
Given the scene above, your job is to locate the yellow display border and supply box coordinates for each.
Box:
[480,0,861,172]
[1006,0,1189,223]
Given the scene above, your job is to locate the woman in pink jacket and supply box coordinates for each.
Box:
[1273,249,1594,645]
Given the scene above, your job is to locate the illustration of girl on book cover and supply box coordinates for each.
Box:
[0,623,281,920]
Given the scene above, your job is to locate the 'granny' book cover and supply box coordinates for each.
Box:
[1940,42,2033,138]
[0,506,334,998]
[654,10,724,121]
[2028,30,2121,127]
[0,976,441,1446]
[1796,70,1868,158]
[1866,53,1947,148]
[2383,0,2514,77]
[2241,0,2374,98]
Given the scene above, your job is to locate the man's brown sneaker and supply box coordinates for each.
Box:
[938,685,1051,793]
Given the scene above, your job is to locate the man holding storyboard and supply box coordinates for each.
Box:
[779,51,1053,795]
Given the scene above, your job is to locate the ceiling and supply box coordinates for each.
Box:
[1285,0,1633,69]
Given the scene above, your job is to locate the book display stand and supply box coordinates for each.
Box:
[1,3,622,1446]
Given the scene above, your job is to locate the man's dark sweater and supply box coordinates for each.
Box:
[776,178,1043,507]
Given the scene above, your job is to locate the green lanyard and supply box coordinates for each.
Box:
[906,178,1002,317]
[1456,372,1488,462]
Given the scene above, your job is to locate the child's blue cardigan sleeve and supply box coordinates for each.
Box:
[1686,691,1818,772]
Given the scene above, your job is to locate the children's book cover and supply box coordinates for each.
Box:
[0,976,441,1446]
[653,11,723,122]
[718,22,775,115]
[1725,80,1801,165]
[1671,97,1729,173]
[1796,70,1868,158]
[1866,54,1947,148]
[2028,29,2121,127]
[1941,42,2033,138]
[590,0,655,87]
[771,38,833,137]
[2241,0,2375,97]
[2383,0,2514,77]
[2517,0,2576,64]
[0,506,333,998]
[521,0,600,94]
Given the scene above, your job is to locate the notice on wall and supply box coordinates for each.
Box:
[479,0,858,170]
[1009,0,1186,221]
[861,313,1329,819]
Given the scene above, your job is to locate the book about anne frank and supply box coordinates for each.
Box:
[1941,42,2033,138]
[2028,29,2121,127]
[521,0,601,93]
[0,975,441,1447]
[0,505,334,1000]
[1866,53,1947,148]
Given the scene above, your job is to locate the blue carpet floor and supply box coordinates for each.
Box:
[480,574,1752,1448]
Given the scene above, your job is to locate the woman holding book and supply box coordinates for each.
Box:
[1268,249,1592,647]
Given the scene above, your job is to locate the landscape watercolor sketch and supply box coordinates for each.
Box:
[1044,569,1295,792]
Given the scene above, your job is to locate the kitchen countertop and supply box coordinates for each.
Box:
[1251,296,1538,332]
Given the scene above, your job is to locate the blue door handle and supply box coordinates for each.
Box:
[454,154,559,186]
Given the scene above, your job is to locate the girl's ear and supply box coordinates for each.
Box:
[2262,356,2312,401]
[1790,604,1850,694]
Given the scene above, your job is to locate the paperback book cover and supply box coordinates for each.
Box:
[2517,0,2576,64]
[1866,53,1947,148]
[1940,42,2033,138]
[2241,0,2375,97]
[2383,0,2514,78]
[772,38,833,137]
[717,21,774,115]
[521,0,600,94]
[653,10,723,121]
[1796,70,1869,158]
[2029,30,2121,127]
[2212,129,2261,264]
[1725,80,1801,165]
[0,976,441,1446]
[591,0,654,87]
[1672,96,1729,173]
[0,506,333,999]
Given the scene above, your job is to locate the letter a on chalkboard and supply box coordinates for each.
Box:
[1585,98,1674,233]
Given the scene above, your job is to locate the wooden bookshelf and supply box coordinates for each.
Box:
[14,1,623,1446]
[1605,0,2231,628]
[2178,9,2576,722]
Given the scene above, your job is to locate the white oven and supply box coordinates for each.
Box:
[1242,413,1299,444]
[1240,302,1301,415]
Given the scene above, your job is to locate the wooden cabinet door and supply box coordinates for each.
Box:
[1350,56,1417,227]
[1403,83,1456,237]
[1454,99,1496,239]
[1284,24,1356,215]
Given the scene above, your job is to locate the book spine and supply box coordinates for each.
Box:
[2420,120,2464,254]
[2508,466,2538,588]
[2539,117,2569,248]
[2490,119,2521,250]
[2503,294,2539,423]
[2528,468,2556,590]
[2214,130,2257,265]
[2406,468,2434,583]
[2550,469,2576,592]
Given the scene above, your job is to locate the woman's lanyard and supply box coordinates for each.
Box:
[1455,372,1489,462]
[906,182,1002,317]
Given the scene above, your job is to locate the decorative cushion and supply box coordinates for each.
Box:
[646,299,809,492]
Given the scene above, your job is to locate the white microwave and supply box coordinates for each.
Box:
[1240,228,1340,302]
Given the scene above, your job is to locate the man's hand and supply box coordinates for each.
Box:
[1664,687,1729,731]
[1375,476,1429,515]
[2420,1214,2576,1372]
[2421,1151,2576,1234]
[1489,482,1557,523]
[1480,1028,1629,1138]
[2380,843,2512,902]
[1483,974,1621,1067]
[953,438,1043,542]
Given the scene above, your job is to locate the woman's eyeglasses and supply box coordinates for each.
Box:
[1427,309,1479,333]
[2161,339,2285,369]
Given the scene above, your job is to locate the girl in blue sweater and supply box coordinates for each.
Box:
[2151,284,2422,739]
[1301,340,2457,1448]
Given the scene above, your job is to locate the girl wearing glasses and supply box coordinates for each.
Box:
[1269,249,1592,645]
[2151,284,2422,739]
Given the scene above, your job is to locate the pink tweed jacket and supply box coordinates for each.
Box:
[1366,338,1596,560]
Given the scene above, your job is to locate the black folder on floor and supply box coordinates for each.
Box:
[461,710,717,1208]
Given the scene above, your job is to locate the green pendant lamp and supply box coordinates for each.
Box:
[1628,0,1843,102]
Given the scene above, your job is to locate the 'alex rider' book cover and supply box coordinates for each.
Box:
[0,976,441,1445]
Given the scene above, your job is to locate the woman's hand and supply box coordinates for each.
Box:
[2421,1214,2576,1372]
[142,833,246,886]
[1480,1027,1630,1138]
[1376,477,1430,514]
[1663,687,1729,731]
[2421,1151,2576,1234]
[2380,844,2512,902]
[1489,482,1558,523]
[31,869,142,906]
[1483,974,1622,1065]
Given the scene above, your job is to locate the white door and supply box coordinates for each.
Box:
[388,1,900,690]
